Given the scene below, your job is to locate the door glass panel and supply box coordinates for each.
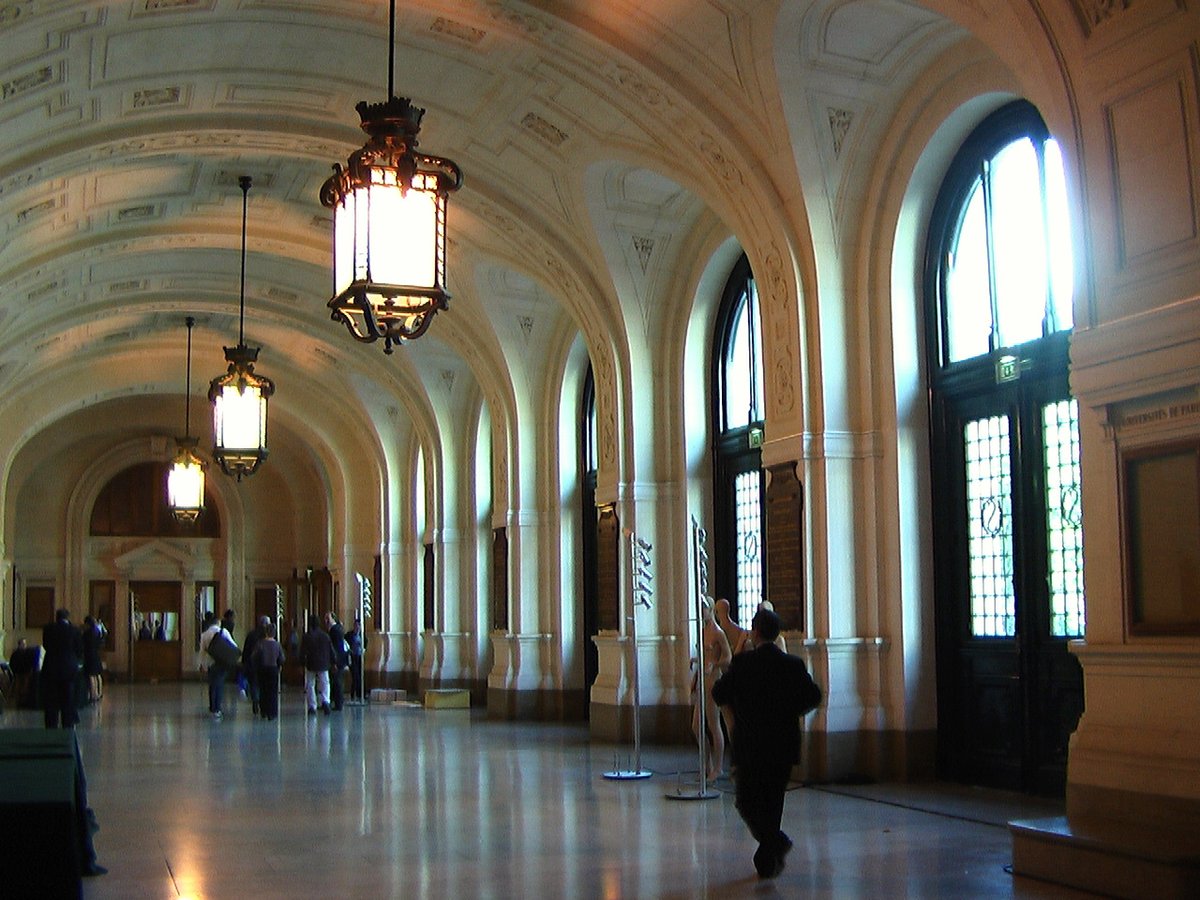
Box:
[965,415,1015,637]
[1044,399,1085,637]
[734,469,764,629]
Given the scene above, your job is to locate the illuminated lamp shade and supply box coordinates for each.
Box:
[167,315,206,522]
[167,437,206,522]
[208,175,275,480]
[209,344,273,479]
[319,1,462,354]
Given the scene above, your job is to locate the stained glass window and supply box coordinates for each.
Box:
[965,415,1015,637]
[1044,399,1084,637]
[734,469,764,630]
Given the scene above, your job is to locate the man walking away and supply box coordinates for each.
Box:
[299,614,334,715]
[712,607,820,879]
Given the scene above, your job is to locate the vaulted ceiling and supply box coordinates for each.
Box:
[0,0,974,516]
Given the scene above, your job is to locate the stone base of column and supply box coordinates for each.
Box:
[588,701,690,744]
[486,687,586,721]
[802,727,936,784]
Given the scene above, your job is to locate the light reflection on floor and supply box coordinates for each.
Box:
[1,684,1100,898]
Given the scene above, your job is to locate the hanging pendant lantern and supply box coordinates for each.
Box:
[319,0,462,354]
[209,176,275,480]
[167,316,206,522]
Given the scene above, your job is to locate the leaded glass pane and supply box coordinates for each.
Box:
[991,138,1047,349]
[1044,139,1074,333]
[1044,399,1084,637]
[965,416,1015,637]
[940,131,1073,367]
[945,182,991,364]
[734,469,763,630]
[723,278,764,430]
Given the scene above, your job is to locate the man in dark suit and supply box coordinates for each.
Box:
[712,607,813,879]
[324,612,348,711]
[42,608,84,728]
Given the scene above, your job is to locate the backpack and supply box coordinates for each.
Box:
[206,630,240,668]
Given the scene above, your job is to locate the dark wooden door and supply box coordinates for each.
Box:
[130,581,182,681]
[932,374,1084,794]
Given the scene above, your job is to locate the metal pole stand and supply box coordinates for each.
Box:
[604,530,654,781]
[666,516,719,800]
[346,573,372,706]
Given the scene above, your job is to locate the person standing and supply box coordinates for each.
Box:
[712,607,817,880]
[8,638,40,708]
[346,616,366,701]
[199,612,237,720]
[242,616,268,715]
[42,608,84,728]
[299,614,333,716]
[325,612,348,711]
[251,622,285,721]
[81,615,104,703]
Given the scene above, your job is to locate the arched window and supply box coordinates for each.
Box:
[90,462,220,537]
[712,254,764,629]
[580,365,600,697]
[933,102,1074,368]
[925,99,1083,793]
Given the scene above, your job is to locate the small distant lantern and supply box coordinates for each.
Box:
[167,316,206,522]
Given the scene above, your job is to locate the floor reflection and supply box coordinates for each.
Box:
[0,684,1100,898]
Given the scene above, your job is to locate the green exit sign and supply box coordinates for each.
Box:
[995,355,1021,383]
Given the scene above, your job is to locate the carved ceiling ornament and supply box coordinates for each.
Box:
[521,112,568,148]
[761,246,797,417]
[131,87,183,109]
[593,351,618,471]
[827,107,853,157]
[2,66,54,101]
[430,16,486,45]
[483,1,552,38]
[0,2,31,26]
[606,63,675,112]
[1072,0,1132,32]
[632,235,655,274]
[697,132,747,187]
[144,0,212,10]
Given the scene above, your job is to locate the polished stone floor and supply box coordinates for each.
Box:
[4,684,1100,898]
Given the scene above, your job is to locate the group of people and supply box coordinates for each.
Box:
[692,596,821,880]
[3,610,108,726]
[198,609,365,721]
[137,617,167,641]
